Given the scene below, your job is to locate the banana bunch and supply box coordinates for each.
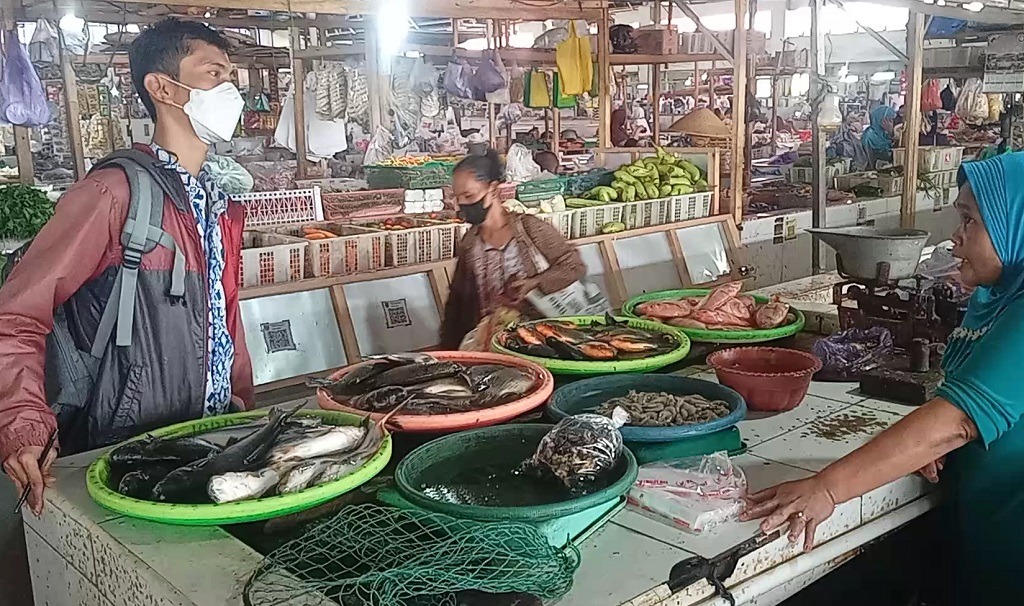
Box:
[583,147,710,204]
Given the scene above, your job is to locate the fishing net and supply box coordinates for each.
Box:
[243,503,580,606]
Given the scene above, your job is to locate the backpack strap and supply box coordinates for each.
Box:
[88,150,186,356]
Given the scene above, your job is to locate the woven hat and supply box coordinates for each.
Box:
[667,108,732,138]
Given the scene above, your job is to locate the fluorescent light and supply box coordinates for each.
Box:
[870,71,896,81]
[963,1,984,10]
[403,50,423,58]
[637,84,650,90]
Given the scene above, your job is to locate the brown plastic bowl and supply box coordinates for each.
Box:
[707,347,823,413]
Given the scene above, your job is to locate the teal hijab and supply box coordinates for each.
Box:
[861,106,896,153]
[939,152,1024,446]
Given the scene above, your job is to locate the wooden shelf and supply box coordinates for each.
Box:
[610,53,725,65]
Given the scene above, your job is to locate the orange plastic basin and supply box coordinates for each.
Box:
[707,347,822,412]
[317,351,555,432]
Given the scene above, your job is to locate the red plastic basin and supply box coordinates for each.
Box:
[706,347,822,412]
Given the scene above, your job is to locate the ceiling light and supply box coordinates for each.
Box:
[870,71,896,81]
[963,1,984,10]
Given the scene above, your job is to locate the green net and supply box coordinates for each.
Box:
[243,503,581,606]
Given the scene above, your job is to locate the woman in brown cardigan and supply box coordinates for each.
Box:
[440,150,586,349]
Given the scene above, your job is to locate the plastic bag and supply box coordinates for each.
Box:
[443,61,475,100]
[628,452,747,534]
[363,126,394,166]
[987,93,1004,124]
[524,411,626,491]
[811,327,893,379]
[485,51,511,104]
[555,21,593,96]
[509,65,526,104]
[28,19,58,64]
[473,52,507,95]
[409,57,437,95]
[1,31,52,127]
[505,143,542,183]
[458,307,522,352]
[525,69,551,108]
[956,78,989,125]
[553,73,577,109]
[921,80,942,112]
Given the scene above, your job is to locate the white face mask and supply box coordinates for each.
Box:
[167,79,244,144]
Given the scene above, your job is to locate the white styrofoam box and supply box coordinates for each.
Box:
[424,188,444,201]
[405,189,424,202]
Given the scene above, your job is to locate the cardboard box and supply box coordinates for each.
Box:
[633,25,679,55]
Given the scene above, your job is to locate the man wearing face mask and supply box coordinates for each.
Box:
[0,18,253,515]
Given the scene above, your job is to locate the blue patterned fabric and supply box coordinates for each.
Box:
[151,144,235,417]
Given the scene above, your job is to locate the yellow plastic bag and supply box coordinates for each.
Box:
[555,21,593,96]
[526,69,551,108]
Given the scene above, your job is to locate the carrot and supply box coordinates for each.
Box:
[302,227,336,239]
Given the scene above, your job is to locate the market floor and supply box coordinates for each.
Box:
[780,513,946,606]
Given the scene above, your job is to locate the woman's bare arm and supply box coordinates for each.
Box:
[818,398,978,503]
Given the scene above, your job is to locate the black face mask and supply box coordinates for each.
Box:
[458,199,489,225]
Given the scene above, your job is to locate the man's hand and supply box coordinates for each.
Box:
[3,446,57,516]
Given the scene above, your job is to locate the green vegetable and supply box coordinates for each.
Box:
[0,185,54,239]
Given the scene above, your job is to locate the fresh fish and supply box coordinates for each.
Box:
[534,322,589,345]
[317,459,362,484]
[363,352,436,364]
[151,405,300,503]
[605,334,660,353]
[364,361,465,390]
[545,336,589,361]
[346,386,410,412]
[412,374,474,396]
[515,326,545,345]
[306,359,396,396]
[577,341,619,359]
[278,459,333,493]
[117,467,176,499]
[108,435,222,474]
[634,300,693,320]
[207,468,282,504]
[463,364,508,389]
[269,425,366,463]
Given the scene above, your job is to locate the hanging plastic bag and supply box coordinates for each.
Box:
[552,72,577,109]
[525,69,550,108]
[628,452,747,534]
[443,61,475,100]
[921,79,941,112]
[555,21,593,96]
[509,65,526,104]
[473,52,506,95]
[409,57,437,95]
[1,30,52,127]
[28,19,58,65]
[987,93,1004,124]
[940,84,957,112]
[363,126,394,166]
[485,51,511,105]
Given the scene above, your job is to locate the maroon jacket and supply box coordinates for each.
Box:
[0,144,253,461]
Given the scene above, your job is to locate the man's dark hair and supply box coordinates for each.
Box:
[128,18,232,121]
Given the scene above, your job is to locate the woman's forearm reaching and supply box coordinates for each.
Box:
[818,398,978,504]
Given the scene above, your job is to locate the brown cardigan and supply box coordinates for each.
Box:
[440,214,586,349]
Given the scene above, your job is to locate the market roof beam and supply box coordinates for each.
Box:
[90,0,606,20]
[828,0,909,62]
[669,0,735,64]
[843,0,1024,24]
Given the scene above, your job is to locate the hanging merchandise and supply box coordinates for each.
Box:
[409,58,437,95]
[485,51,511,105]
[345,64,370,130]
[609,24,638,54]
[443,61,475,100]
[315,66,331,119]
[496,103,524,133]
[955,78,990,125]
[274,77,349,161]
[420,90,441,118]
[525,69,551,109]
[555,21,593,96]
[363,126,394,166]
[473,52,507,99]
[509,65,526,104]
[1,30,52,127]
[552,72,577,109]
[29,19,58,64]
[986,93,1004,124]
[921,79,942,112]
[941,83,957,112]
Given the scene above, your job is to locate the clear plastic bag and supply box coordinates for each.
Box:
[524,410,626,491]
[811,326,893,379]
[443,62,475,100]
[505,143,541,183]
[1,32,52,127]
[628,452,747,534]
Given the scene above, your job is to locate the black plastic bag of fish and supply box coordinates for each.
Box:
[523,410,628,492]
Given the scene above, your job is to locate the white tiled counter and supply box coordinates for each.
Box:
[555,370,934,606]
[23,376,933,606]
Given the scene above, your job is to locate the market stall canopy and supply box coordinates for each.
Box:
[666,108,731,138]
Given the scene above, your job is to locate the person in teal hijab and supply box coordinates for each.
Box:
[861,105,897,167]
[741,152,1024,602]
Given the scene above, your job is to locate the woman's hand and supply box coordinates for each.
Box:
[916,456,945,483]
[512,277,540,298]
[740,476,837,552]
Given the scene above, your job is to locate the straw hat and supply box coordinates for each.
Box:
[667,108,732,138]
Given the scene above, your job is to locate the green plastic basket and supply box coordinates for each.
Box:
[86,409,391,526]
[395,423,639,522]
[365,163,455,190]
[564,169,614,196]
[517,177,568,203]
[490,315,691,375]
[622,289,806,344]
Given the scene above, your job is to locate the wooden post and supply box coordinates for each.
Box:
[709,60,716,109]
[365,19,383,133]
[487,20,496,149]
[291,28,310,180]
[770,71,779,153]
[552,105,561,155]
[652,64,661,145]
[597,8,611,152]
[61,57,86,179]
[902,11,926,229]
[729,0,749,225]
[810,0,826,273]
